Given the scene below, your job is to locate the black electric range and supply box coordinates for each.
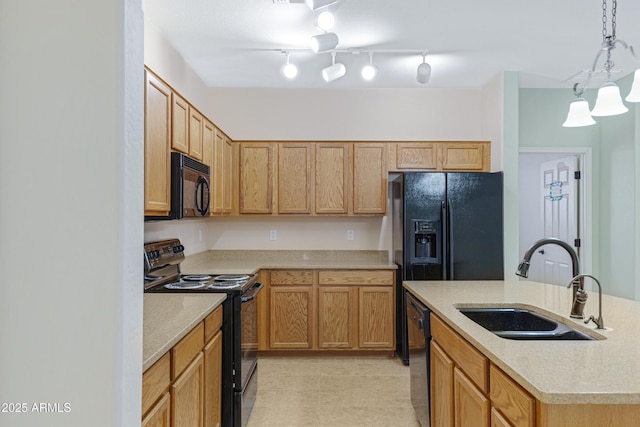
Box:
[144,239,262,427]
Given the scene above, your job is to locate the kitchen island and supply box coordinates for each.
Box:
[404,279,640,426]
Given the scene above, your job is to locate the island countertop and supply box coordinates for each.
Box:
[403,279,640,404]
[143,293,226,371]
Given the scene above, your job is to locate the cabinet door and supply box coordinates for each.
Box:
[142,392,171,427]
[491,408,513,427]
[212,132,234,215]
[172,93,190,154]
[431,341,454,427]
[454,367,490,427]
[269,286,313,349]
[439,142,489,171]
[222,137,233,213]
[240,143,274,214]
[144,70,172,216]
[188,108,204,161]
[358,286,394,349]
[396,143,437,169]
[489,364,535,427]
[278,143,313,214]
[315,143,349,214]
[202,119,215,173]
[171,352,204,427]
[353,143,387,214]
[203,331,222,427]
[318,286,356,349]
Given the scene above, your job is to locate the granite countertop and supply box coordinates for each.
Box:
[180,250,397,275]
[404,280,640,405]
[143,293,226,371]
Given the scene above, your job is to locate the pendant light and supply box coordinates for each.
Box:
[562,97,597,127]
[564,0,640,126]
[281,51,298,79]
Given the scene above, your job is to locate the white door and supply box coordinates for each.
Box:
[527,156,579,286]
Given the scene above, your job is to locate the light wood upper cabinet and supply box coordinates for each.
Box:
[388,141,491,172]
[239,143,275,214]
[278,143,313,214]
[440,142,489,171]
[172,92,190,154]
[188,108,204,161]
[353,143,387,214]
[211,130,233,215]
[395,143,438,170]
[144,70,172,216]
[315,143,350,214]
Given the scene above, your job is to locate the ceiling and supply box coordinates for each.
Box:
[142,0,640,89]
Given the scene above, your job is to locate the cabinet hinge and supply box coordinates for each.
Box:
[574,238,581,248]
[574,171,581,180]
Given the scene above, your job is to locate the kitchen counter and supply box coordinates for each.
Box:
[143,293,226,371]
[180,250,397,275]
[404,280,640,404]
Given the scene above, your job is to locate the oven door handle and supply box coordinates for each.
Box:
[241,282,264,303]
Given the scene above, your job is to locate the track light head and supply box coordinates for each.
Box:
[322,52,346,82]
[314,10,335,31]
[281,51,298,79]
[361,53,379,81]
[416,53,431,84]
[311,32,339,53]
[306,0,339,11]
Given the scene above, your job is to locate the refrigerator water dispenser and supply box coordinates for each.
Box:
[411,220,440,264]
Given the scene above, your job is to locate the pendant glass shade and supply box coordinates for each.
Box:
[624,69,640,102]
[591,82,629,116]
[562,98,596,127]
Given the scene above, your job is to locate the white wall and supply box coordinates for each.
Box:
[0,1,143,426]
[481,73,505,172]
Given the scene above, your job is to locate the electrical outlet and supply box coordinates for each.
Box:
[347,229,354,241]
[198,229,203,242]
[178,232,183,241]
[270,229,277,240]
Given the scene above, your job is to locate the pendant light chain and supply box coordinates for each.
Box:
[602,0,618,42]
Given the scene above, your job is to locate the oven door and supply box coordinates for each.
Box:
[239,282,263,390]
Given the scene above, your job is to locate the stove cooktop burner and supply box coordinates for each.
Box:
[164,281,207,290]
[214,274,250,282]
[207,281,242,289]
[183,274,213,282]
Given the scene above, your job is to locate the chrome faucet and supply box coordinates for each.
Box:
[516,237,584,317]
[569,274,605,329]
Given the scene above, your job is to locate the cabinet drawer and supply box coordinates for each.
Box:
[318,270,393,286]
[204,305,223,343]
[171,321,205,380]
[142,352,171,416]
[431,314,489,393]
[490,364,535,427]
[270,270,313,285]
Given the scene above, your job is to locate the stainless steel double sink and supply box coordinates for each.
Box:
[457,306,599,340]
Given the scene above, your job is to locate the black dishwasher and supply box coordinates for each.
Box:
[406,290,431,427]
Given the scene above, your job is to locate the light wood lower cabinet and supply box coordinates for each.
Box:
[430,340,454,427]
[269,270,314,349]
[454,366,490,427]
[142,305,223,427]
[261,269,395,351]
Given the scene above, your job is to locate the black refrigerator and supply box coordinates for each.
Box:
[391,172,504,364]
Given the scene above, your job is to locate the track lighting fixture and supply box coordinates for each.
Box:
[306,0,339,11]
[361,52,379,81]
[563,0,640,126]
[322,52,345,82]
[314,10,335,31]
[281,51,298,79]
[311,32,339,53]
[416,53,431,84]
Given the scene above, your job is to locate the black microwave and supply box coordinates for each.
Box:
[146,152,210,221]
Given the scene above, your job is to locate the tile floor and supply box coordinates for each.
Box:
[246,355,420,427]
